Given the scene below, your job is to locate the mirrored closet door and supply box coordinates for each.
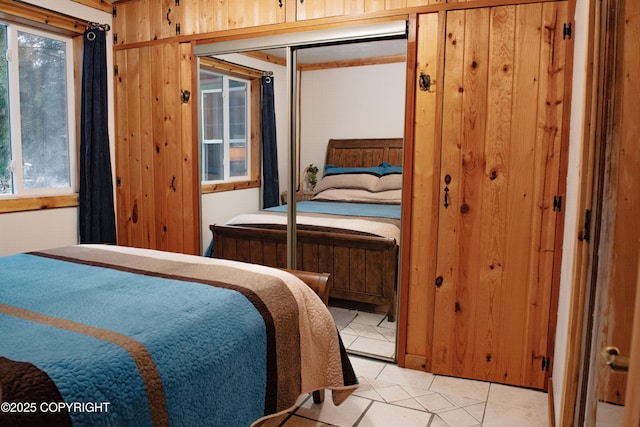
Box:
[196,22,407,362]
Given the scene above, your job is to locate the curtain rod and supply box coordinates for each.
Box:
[223,56,273,77]
[202,56,273,77]
[87,21,110,32]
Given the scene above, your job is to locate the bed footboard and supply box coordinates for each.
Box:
[211,224,398,321]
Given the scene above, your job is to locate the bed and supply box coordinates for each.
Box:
[211,138,403,322]
[0,244,357,427]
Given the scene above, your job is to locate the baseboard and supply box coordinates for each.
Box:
[402,354,428,371]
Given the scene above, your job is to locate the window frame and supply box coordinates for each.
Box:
[1,21,77,198]
[200,72,251,183]
[198,57,262,194]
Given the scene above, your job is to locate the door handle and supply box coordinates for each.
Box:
[443,174,451,209]
[600,346,629,373]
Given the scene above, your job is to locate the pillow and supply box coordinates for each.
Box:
[375,174,402,192]
[313,188,402,204]
[314,172,378,193]
[323,162,402,177]
[315,162,403,194]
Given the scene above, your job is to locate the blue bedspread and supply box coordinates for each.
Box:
[266,200,401,219]
[0,245,357,427]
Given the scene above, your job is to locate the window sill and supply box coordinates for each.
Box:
[201,179,260,194]
[0,194,79,214]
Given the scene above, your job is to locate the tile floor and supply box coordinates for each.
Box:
[257,303,551,427]
[328,301,397,361]
[257,356,550,427]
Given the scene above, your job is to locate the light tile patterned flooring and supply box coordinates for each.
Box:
[257,304,551,427]
[336,308,397,361]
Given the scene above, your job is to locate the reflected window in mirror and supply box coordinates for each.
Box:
[199,57,262,194]
[201,72,249,181]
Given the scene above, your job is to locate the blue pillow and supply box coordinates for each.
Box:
[324,162,401,177]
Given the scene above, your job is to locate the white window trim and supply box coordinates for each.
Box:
[1,21,77,197]
[200,72,250,184]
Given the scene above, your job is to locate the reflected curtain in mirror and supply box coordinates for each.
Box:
[79,28,116,244]
[261,75,279,208]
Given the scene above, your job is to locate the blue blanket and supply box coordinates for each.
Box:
[1,253,266,426]
[266,200,401,219]
[0,246,357,427]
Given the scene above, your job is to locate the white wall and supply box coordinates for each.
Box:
[0,1,114,256]
[552,0,589,422]
[0,208,79,256]
[299,62,406,175]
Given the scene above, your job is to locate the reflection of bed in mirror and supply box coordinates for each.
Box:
[210,138,403,321]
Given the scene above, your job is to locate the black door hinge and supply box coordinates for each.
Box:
[113,33,118,44]
[176,23,181,36]
[114,65,119,77]
[583,209,592,242]
[112,6,117,18]
[563,22,572,40]
[541,356,551,371]
[553,195,562,212]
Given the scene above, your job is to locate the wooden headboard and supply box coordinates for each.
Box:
[324,138,404,168]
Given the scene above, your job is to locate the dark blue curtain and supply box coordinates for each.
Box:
[79,28,116,244]
[261,75,279,208]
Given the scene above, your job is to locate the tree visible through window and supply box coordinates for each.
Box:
[0,25,10,194]
[0,22,75,196]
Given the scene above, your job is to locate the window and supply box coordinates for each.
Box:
[198,56,262,194]
[0,22,76,197]
[200,71,250,182]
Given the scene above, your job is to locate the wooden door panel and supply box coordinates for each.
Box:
[179,0,225,35]
[115,44,199,255]
[433,2,567,389]
[115,47,157,249]
[297,0,346,20]
[227,0,286,29]
[160,43,182,250]
[151,0,176,40]
[596,0,640,406]
[404,11,442,369]
[112,0,178,44]
[179,42,198,255]
[112,0,150,46]
[114,49,131,245]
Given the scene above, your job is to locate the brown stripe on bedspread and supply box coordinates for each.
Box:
[32,247,303,414]
[0,357,72,427]
[0,304,169,427]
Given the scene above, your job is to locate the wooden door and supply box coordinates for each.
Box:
[624,267,640,426]
[431,2,568,389]
[363,0,439,13]
[179,0,285,33]
[582,0,640,422]
[296,0,348,20]
[112,0,179,45]
[226,0,286,30]
[114,42,199,255]
[294,0,438,17]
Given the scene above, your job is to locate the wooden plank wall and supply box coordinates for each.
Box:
[115,43,199,254]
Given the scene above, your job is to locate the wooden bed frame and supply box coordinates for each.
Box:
[211,138,402,321]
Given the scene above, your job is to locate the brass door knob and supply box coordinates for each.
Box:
[600,346,630,372]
